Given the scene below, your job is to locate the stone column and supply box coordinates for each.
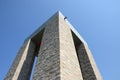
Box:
[5,11,102,80]
[59,13,83,80]
[77,43,102,80]
[5,40,36,80]
[32,13,60,80]
[33,12,84,80]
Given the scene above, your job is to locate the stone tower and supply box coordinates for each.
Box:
[5,11,102,80]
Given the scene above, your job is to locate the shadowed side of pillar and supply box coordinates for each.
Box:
[5,40,36,80]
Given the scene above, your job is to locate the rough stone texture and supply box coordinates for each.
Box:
[59,13,83,80]
[17,41,35,80]
[77,43,102,80]
[5,11,102,80]
[77,44,96,80]
[5,40,36,80]
[4,40,30,80]
[32,12,84,80]
[83,43,102,80]
[32,13,60,80]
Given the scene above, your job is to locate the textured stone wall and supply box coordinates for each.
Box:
[5,40,30,80]
[59,13,83,80]
[77,43,102,80]
[83,44,102,80]
[17,41,35,80]
[5,12,102,80]
[77,44,96,80]
[5,40,36,80]
[32,13,60,80]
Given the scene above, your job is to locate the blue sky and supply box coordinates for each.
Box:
[0,0,120,80]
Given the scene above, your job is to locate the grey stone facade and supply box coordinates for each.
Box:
[5,11,102,80]
[32,12,60,80]
[5,40,36,80]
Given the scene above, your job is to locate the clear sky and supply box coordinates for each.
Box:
[0,0,120,80]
